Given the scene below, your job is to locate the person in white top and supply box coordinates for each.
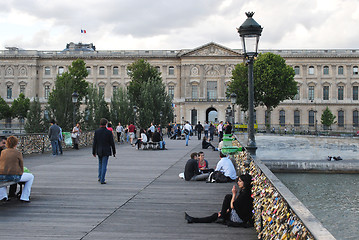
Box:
[215,151,237,182]
[134,129,148,150]
[183,121,192,146]
[116,122,124,143]
[217,121,224,142]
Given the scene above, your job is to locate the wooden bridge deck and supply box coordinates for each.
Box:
[0,136,257,240]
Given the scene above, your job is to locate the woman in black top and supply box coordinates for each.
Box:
[185,174,253,227]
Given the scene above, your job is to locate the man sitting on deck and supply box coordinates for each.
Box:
[184,152,209,181]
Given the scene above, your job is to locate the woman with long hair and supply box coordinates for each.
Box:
[185,174,253,227]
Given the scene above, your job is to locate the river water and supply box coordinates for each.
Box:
[276,173,359,240]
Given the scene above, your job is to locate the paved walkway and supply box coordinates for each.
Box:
[0,136,257,240]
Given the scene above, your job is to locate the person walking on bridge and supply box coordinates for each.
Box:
[92,118,116,184]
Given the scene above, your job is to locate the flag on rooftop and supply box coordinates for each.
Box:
[81,29,86,33]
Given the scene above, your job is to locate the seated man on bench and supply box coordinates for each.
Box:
[152,129,166,150]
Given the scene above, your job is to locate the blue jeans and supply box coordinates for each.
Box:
[185,134,189,146]
[51,140,59,155]
[98,156,109,183]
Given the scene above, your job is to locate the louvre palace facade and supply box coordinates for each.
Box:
[1,42,359,133]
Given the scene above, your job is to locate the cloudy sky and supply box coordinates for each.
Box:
[0,0,358,51]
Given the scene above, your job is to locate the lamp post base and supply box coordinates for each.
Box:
[246,145,257,157]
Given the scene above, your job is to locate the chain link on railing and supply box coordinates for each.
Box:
[15,132,94,155]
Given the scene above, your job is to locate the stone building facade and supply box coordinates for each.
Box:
[1,42,359,133]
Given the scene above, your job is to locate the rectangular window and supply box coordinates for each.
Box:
[294,66,300,75]
[86,67,91,75]
[309,110,315,127]
[323,86,329,100]
[294,110,300,127]
[279,110,285,126]
[207,81,217,100]
[353,111,359,127]
[338,86,344,100]
[353,86,358,100]
[168,66,175,75]
[45,67,51,75]
[45,86,50,99]
[113,66,119,75]
[191,85,198,99]
[168,86,174,99]
[338,111,344,127]
[308,86,314,100]
[7,86,12,99]
[20,85,25,95]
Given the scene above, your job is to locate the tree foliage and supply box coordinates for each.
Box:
[127,59,173,128]
[48,59,89,131]
[11,93,30,119]
[228,52,297,131]
[110,88,133,126]
[321,107,336,128]
[25,97,45,133]
[0,97,12,120]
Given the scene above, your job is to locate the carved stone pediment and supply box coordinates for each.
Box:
[180,42,241,57]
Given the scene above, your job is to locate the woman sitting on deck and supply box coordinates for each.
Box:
[185,174,253,227]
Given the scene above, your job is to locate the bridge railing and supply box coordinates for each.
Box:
[231,137,335,240]
[12,132,94,155]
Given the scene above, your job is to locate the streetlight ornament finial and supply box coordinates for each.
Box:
[245,12,255,18]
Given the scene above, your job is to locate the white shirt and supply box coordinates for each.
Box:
[150,125,155,132]
[116,125,123,133]
[215,157,237,180]
[184,123,192,131]
[141,133,148,143]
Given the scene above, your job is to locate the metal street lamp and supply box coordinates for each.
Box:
[226,105,232,123]
[72,92,79,127]
[230,93,237,133]
[237,12,263,156]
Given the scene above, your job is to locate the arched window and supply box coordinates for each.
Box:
[58,66,64,75]
[113,66,119,75]
[353,66,358,75]
[86,67,91,75]
[338,66,344,75]
[168,66,174,75]
[323,66,329,75]
[308,66,315,75]
[99,66,105,75]
[294,66,300,75]
[44,85,50,99]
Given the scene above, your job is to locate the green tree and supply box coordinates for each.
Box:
[127,59,173,128]
[11,93,30,132]
[48,59,89,131]
[110,87,132,126]
[228,52,297,132]
[321,107,336,130]
[0,97,12,120]
[95,90,111,125]
[25,97,45,133]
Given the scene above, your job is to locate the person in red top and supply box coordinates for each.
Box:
[128,123,136,146]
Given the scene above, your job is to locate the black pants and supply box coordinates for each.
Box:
[190,194,232,223]
[198,131,202,140]
[202,142,215,150]
[117,132,122,142]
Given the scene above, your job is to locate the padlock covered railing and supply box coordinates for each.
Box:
[231,138,335,240]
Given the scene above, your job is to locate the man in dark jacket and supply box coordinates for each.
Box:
[92,118,116,184]
[48,119,61,156]
[184,152,209,181]
[195,121,203,140]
